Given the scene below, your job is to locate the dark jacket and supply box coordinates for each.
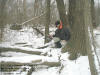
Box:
[53,27,71,41]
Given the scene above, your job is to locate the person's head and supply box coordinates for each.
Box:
[55,20,60,28]
[55,20,62,29]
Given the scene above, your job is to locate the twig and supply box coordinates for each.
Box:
[32,27,44,36]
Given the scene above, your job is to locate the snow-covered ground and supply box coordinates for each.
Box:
[0,25,100,75]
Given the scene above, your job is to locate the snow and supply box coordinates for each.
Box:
[0,25,100,75]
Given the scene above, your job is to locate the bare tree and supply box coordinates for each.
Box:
[45,0,50,43]
[34,0,39,17]
[16,0,23,24]
[63,0,87,60]
[83,0,99,74]
[0,0,7,42]
[23,0,27,21]
[91,0,97,28]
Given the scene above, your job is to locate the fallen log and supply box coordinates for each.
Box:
[0,47,42,55]
[0,61,60,75]
[41,61,61,67]
[0,61,61,68]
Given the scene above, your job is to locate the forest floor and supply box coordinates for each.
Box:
[0,25,100,75]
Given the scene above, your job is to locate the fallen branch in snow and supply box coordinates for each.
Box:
[0,47,42,55]
[27,61,61,75]
[21,12,46,25]
[0,61,60,75]
[0,61,61,68]
[32,27,44,36]
[41,61,61,67]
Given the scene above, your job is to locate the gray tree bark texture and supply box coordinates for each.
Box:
[56,0,69,28]
[91,0,97,28]
[63,0,87,59]
[68,0,99,74]
[45,0,50,43]
[83,0,99,75]
[0,0,7,42]
[23,0,27,21]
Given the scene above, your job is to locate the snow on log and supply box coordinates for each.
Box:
[0,47,42,55]
[0,61,61,67]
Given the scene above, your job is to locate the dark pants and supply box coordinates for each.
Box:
[55,41,62,48]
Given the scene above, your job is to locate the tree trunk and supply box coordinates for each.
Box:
[97,0,100,26]
[0,0,7,42]
[34,0,39,17]
[23,0,27,21]
[16,0,23,24]
[91,0,97,28]
[62,0,87,59]
[83,0,99,75]
[55,0,69,28]
[45,0,50,43]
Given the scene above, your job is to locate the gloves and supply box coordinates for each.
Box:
[53,37,60,42]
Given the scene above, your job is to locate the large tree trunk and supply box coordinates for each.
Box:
[67,0,99,74]
[45,0,50,43]
[62,0,87,59]
[83,0,99,75]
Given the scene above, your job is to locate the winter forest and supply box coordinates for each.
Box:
[0,0,100,75]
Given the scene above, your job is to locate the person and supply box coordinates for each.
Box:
[50,20,71,48]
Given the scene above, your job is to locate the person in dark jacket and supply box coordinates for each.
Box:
[52,20,71,48]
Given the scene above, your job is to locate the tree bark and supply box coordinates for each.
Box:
[45,0,50,43]
[91,0,97,28]
[23,0,27,21]
[0,0,7,42]
[83,0,99,75]
[62,0,87,59]
[56,0,69,28]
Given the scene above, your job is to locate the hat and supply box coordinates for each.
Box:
[55,20,60,26]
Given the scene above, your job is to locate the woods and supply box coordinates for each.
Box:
[0,0,100,75]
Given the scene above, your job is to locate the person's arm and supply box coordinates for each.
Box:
[63,28,71,41]
[48,30,57,39]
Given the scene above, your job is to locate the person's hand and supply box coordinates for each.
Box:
[60,40,67,46]
[48,35,53,39]
[53,37,60,42]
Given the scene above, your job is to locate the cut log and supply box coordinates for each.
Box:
[0,61,61,67]
[0,47,42,55]
[41,61,61,67]
[0,61,60,75]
